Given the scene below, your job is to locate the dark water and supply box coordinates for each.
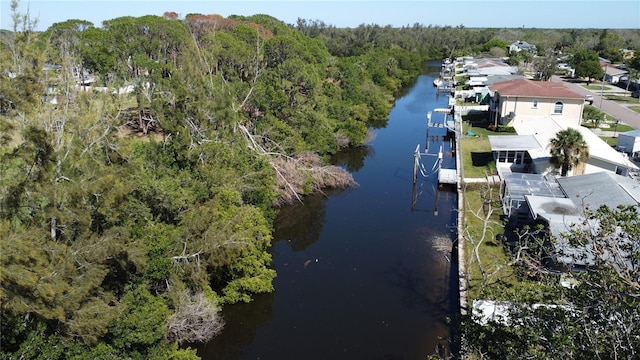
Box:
[198,65,458,360]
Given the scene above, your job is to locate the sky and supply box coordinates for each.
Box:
[1,0,639,31]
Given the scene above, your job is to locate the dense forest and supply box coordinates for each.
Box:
[1,0,639,357]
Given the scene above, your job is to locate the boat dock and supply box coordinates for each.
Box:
[427,110,456,132]
[438,168,457,184]
[415,108,459,186]
[436,58,456,94]
[436,79,455,94]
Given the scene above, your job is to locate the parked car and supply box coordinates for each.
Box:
[632,90,640,98]
[585,95,594,104]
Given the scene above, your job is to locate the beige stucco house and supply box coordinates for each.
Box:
[487,78,638,177]
[489,78,585,128]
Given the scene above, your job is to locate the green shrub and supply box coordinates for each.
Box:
[497,125,516,133]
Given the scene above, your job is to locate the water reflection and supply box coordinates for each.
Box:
[331,145,373,173]
[272,193,329,252]
[195,292,275,360]
[386,258,451,317]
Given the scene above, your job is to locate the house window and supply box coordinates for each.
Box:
[498,151,507,163]
[554,101,564,114]
[533,99,538,108]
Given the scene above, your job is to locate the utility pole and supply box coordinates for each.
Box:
[599,63,608,109]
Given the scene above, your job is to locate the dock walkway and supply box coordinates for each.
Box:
[438,168,457,184]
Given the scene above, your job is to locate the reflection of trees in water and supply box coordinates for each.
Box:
[195,291,275,360]
[385,259,452,356]
[331,145,372,173]
[386,260,450,322]
[273,193,328,252]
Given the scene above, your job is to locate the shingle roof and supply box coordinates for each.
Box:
[490,78,583,99]
[556,171,640,209]
[603,66,628,76]
[621,129,640,138]
[510,41,536,50]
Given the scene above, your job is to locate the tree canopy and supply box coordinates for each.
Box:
[570,49,604,84]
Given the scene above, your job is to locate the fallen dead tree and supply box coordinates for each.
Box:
[271,151,358,206]
[238,124,357,206]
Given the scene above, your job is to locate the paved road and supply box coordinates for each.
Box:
[552,76,640,130]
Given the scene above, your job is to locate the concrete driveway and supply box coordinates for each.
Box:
[552,76,640,130]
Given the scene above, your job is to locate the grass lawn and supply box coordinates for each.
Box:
[461,140,494,178]
[460,114,515,179]
[463,186,510,300]
[462,185,558,302]
[599,136,617,147]
[629,106,640,113]
[603,94,639,103]
[584,84,611,91]
[596,123,636,133]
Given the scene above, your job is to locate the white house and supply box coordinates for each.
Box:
[512,118,638,177]
[466,58,518,77]
[616,129,640,158]
[603,65,628,84]
[509,41,537,54]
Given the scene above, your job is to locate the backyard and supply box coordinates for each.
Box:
[459,113,556,302]
[460,112,508,179]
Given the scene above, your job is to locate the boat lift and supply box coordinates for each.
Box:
[413,143,442,184]
[411,107,459,213]
[411,143,443,214]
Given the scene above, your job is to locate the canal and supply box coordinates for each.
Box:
[197,63,458,359]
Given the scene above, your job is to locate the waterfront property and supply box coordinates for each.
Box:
[484,78,638,177]
[488,78,585,128]
[502,171,640,269]
[512,118,638,176]
[455,55,640,358]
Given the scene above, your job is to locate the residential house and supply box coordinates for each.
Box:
[513,118,637,176]
[509,40,537,54]
[488,135,540,174]
[487,78,638,177]
[488,78,585,128]
[484,75,525,86]
[465,58,519,77]
[456,57,521,104]
[557,63,575,78]
[621,49,635,60]
[499,171,639,268]
[524,171,640,269]
[616,129,640,158]
[603,64,628,84]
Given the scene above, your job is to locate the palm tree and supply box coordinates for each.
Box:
[548,128,590,176]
